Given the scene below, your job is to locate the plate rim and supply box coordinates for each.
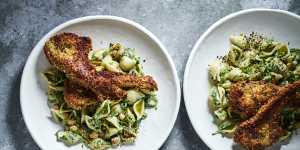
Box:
[20,15,181,150]
[183,8,300,150]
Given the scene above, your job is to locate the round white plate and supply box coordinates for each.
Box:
[20,16,180,150]
[184,9,300,150]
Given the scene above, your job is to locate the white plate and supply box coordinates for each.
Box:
[20,16,180,150]
[184,9,300,150]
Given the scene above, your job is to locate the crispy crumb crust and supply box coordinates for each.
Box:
[229,81,300,119]
[233,80,300,150]
[229,81,280,118]
[44,32,157,103]
[64,80,97,110]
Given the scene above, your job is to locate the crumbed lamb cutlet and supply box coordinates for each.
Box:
[44,33,157,105]
[229,80,300,118]
[231,80,300,150]
[64,79,97,110]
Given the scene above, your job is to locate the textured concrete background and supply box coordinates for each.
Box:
[0,0,300,150]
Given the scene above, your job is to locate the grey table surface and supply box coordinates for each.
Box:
[1,0,300,150]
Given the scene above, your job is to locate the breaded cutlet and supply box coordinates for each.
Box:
[44,33,157,101]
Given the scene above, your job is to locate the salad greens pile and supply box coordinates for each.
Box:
[208,33,300,138]
[43,43,157,150]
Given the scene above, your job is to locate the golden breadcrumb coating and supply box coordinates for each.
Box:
[44,33,157,101]
[64,80,97,110]
[233,80,300,150]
